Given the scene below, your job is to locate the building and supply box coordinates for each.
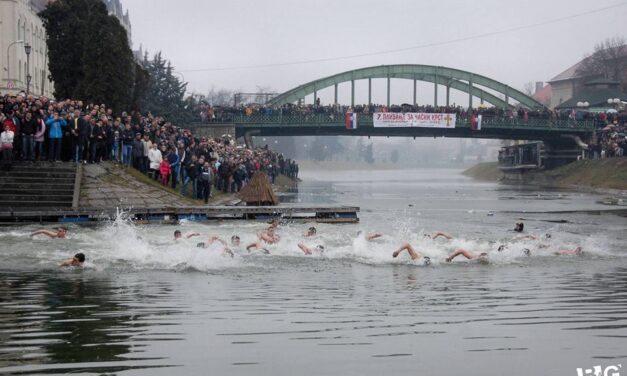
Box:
[548,46,627,109]
[102,0,131,47]
[0,0,54,97]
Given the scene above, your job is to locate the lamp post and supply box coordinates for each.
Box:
[6,40,24,82]
[607,98,621,111]
[24,43,32,95]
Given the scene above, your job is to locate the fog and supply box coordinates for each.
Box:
[124,0,626,97]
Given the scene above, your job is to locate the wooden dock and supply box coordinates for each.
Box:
[0,205,360,225]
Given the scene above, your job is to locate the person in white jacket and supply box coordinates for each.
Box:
[1,124,15,170]
[147,143,162,180]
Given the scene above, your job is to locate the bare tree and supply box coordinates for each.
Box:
[206,86,235,106]
[254,85,276,104]
[576,37,627,88]
[523,82,534,96]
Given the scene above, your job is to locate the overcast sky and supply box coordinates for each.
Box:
[123,0,627,104]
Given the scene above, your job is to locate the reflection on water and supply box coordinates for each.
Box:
[0,168,626,375]
[0,272,182,374]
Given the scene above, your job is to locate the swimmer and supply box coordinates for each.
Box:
[174,230,200,240]
[514,222,524,233]
[304,226,317,237]
[60,253,85,267]
[554,246,583,256]
[357,230,384,241]
[432,231,453,240]
[392,243,431,265]
[31,227,67,239]
[246,228,278,253]
[422,231,453,240]
[446,248,488,262]
[270,218,280,228]
[298,243,324,255]
[231,235,241,247]
[258,227,280,244]
[197,236,234,257]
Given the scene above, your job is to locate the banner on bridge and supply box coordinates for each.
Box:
[372,112,456,128]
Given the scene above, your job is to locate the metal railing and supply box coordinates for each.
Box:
[192,113,597,131]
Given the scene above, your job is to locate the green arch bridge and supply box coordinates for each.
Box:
[191,65,598,168]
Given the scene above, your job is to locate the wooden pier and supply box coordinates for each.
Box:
[0,205,360,225]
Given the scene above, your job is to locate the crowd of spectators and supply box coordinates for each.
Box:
[196,101,627,159]
[0,92,299,202]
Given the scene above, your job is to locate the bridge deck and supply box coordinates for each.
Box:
[192,114,596,140]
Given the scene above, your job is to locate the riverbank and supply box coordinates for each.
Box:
[463,159,627,191]
[80,162,298,208]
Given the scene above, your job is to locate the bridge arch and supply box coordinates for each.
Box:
[268,64,544,109]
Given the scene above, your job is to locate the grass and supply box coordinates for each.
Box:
[462,162,504,181]
[464,159,627,190]
[123,165,226,204]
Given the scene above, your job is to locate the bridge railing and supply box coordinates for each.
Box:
[194,113,597,131]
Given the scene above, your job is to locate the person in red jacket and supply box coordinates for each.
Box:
[159,159,170,186]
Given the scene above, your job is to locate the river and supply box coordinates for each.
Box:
[1,168,626,375]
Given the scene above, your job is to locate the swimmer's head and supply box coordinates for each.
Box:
[196,242,206,248]
[479,252,488,258]
[497,245,506,252]
[523,248,531,256]
[423,234,432,239]
[72,253,85,266]
[423,256,431,266]
[174,230,182,239]
[58,227,67,238]
[357,230,363,236]
[514,222,524,232]
[315,245,324,252]
[545,233,552,239]
[231,235,240,246]
[308,227,317,236]
[574,246,583,255]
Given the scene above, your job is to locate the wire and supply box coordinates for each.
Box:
[178,2,627,73]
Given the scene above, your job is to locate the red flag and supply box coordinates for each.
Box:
[470,112,476,130]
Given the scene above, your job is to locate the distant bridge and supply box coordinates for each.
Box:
[190,64,597,168]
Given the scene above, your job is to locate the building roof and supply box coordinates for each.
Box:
[549,59,588,83]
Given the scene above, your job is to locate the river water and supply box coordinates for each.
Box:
[1,168,626,375]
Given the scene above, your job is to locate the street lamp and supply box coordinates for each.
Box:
[608,98,621,110]
[24,43,32,95]
[5,40,24,82]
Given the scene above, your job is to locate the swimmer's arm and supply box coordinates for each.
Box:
[246,242,259,251]
[185,232,200,239]
[432,232,453,240]
[366,233,383,241]
[31,229,57,238]
[519,235,538,240]
[298,243,312,255]
[209,236,227,246]
[59,259,73,267]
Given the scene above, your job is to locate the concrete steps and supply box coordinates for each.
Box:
[0,162,78,210]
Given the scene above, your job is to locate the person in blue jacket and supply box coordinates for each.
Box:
[46,112,67,161]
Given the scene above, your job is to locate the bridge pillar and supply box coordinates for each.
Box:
[334,83,338,105]
[313,90,318,106]
[413,79,417,105]
[351,79,355,107]
[468,75,473,113]
[446,85,450,107]
[387,76,391,107]
[243,131,255,149]
[368,78,372,105]
[434,71,438,106]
